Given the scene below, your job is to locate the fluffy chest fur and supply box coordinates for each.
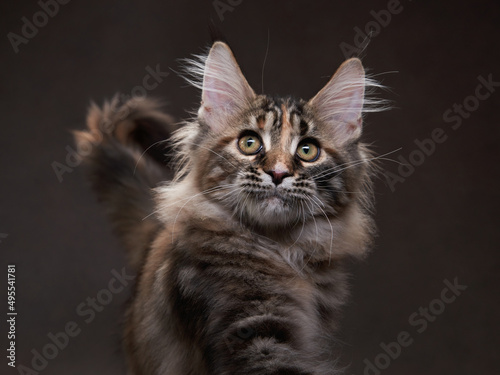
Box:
[124,172,372,373]
[76,40,385,375]
[130,203,352,375]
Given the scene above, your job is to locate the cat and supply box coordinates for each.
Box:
[75,41,384,375]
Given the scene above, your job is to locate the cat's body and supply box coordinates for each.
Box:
[76,42,382,374]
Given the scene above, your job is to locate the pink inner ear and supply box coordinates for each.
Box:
[199,42,255,131]
[308,58,366,143]
[339,89,364,124]
[203,75,236,113]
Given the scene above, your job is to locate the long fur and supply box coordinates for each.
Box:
[74,96,177,269]
[76,42,387,375]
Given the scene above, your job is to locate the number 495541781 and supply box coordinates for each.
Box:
[7,265,15,312]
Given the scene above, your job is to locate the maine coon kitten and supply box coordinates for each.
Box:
[75,41,383,375]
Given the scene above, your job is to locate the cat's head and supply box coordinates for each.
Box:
[177,42,382,229]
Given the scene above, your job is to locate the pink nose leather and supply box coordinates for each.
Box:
[265,170,291,186]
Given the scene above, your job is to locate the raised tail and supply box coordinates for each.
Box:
[74,97,177,269]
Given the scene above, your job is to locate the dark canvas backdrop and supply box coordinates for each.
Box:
[0,1,499,374]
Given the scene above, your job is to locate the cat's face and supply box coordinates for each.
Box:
[186,42,374,228]
[195,96,367,228]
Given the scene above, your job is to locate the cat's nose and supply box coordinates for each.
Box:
[265,169,292,186]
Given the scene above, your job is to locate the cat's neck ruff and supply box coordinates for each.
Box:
[155,173,371,266]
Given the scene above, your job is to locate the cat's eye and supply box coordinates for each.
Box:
[238,132,263,155]
[296,140,320,162]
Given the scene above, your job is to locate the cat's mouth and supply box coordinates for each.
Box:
[268,189,283,198]
[236,186,303,226]
[265,194,283,205]
[261,188,293,205]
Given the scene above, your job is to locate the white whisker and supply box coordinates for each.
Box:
[308,196,334,265]
[182,140,238,169]
[133,139,170,175]
[311,147,403,180]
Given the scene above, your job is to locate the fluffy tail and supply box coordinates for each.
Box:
[74,97,176,269]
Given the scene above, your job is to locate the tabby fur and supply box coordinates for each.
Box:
[75,41,384,375]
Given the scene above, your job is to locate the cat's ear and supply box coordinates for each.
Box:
[307,58,366,144]
[199,42,255,131]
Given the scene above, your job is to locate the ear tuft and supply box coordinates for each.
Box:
[308,58,368,144]
[198,42,255,131]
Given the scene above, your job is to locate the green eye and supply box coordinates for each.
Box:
[296,141,320,162]
[238,133,262,155]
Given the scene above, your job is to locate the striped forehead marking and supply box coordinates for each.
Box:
[257,103,300,157]
[281,104,292,129]
[260,105,279,148]
[256,114,266,130]
[251,99,308,155]
[280,104,294,152]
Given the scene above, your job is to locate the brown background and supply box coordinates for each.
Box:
[1,0,499,374]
